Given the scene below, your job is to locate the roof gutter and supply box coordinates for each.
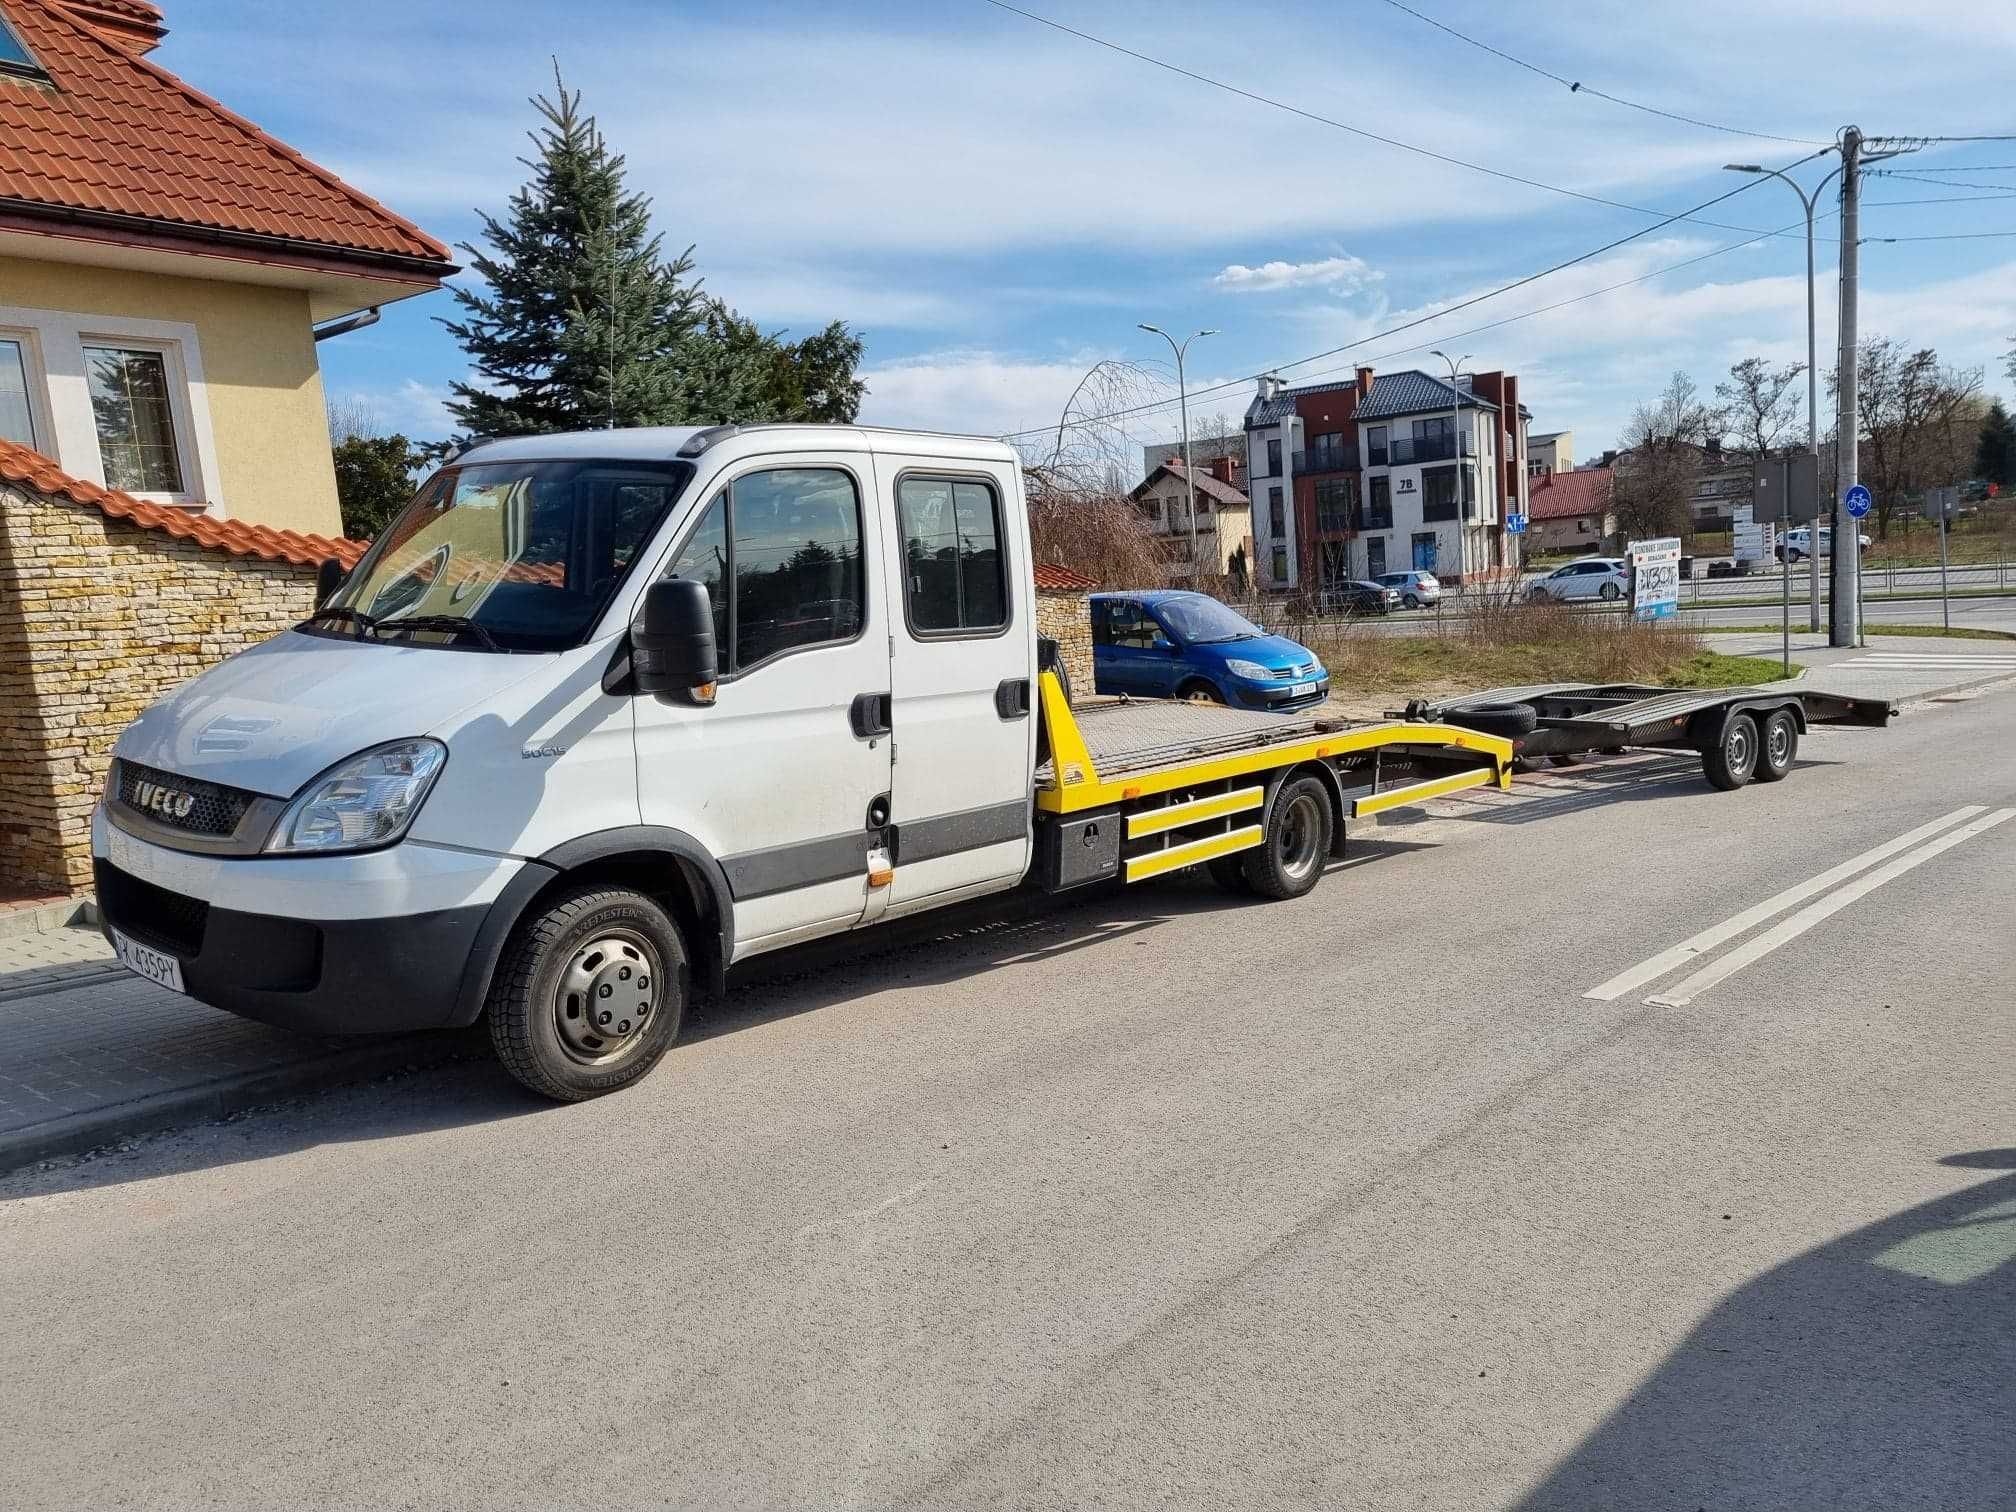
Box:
[0,196,458,280]
[312,306,380,342]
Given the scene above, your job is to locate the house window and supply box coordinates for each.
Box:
[1422,465,1459,523]
[0,338,35,447]
[1266,438,1282,476]
[83,345,184,493]
[1365,475,1392,530]
[1314,477,1355,534]
[1366,425,1388,466]
[1271,544,1288,583]
[1141,498,1162,524]
[1267,486,1284,534]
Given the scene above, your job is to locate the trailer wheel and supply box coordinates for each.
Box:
[1242,774,1332,900]
[1703,713,1761,791]
[486,884,688,1102]
[1755,709,1799,782]
[1206,854,1254,895]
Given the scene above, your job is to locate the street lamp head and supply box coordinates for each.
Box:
[1137,323,1164,336]
[1725,163,1764,174]
[1196,329,1219,339]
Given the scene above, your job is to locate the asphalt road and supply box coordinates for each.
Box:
[4,684,2013,1510]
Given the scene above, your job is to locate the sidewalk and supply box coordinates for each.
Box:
[1707,631,2016,703]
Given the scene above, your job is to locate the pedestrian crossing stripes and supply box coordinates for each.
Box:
[1834,653,2016,670]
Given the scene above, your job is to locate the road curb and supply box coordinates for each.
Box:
[0,1030,478,1175]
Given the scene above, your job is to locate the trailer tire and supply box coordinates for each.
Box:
[1755,708,1798,782]
[486,884,688,1102]
[1444,701,1538,740]
[1207,854,1254,895]
[1241,774,1332,900]
[1703,713,1761,791]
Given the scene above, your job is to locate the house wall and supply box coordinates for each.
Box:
[0,255,340,537]
[1245,415,1301,590]
[0,477,320,893]
[1033,587,1093,692]
[1530,511,1612,550]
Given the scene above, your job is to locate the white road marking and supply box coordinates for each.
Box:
[1837,655,2016,668]
[1582,805,1986,1001]
[1646,808,2016,1007]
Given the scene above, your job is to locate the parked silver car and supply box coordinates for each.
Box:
[1528,557,1628,602]
[1373,570,1441,608]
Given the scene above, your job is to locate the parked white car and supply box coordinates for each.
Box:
[1373,570,1441,608]
[1527,558,1628,602]
[1778,526,1873,562]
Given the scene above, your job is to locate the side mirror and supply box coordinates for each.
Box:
[314,557,347,609]
[634,578,718,701]
[1152,636,1176,655]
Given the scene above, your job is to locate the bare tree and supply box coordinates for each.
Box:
[1832,337,1984,538]
[1016,358,1163,495]
[1023,465,1169,589]
[1612,371,1719,541]
[1716,356,1805,464]
[327,395,383,442]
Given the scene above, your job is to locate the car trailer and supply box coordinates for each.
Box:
[1400,683,1896,791]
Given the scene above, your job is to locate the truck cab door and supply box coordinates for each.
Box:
[632,458,892,958]
[876,455,1034,915]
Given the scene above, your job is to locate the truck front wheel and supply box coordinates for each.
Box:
[1242,775,1333,900]
[487,884,689,1102]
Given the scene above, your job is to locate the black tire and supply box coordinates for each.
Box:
[1703,713,1761,791]
[1403,594,1420,609]
[1241,775,1333,901]
[1206,854,1254,895]
[1443,700,1538,740]
[487,884,688,1102]
[1178,679,1225,705]
[1756,708,1798,782]
[1599,582,1621,601]
[1529,587,1550,602]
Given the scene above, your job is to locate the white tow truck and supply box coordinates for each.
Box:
[93,425,1513,1100]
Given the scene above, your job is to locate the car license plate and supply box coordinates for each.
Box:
[110,927,185,994]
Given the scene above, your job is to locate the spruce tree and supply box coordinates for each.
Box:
[1976,400,2016,490]
[442,67,701,437]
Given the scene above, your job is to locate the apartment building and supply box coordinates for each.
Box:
[1242,365,1531,593]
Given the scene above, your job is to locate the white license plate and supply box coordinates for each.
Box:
[110,927,185,994]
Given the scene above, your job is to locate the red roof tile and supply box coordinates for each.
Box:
[0,438,367,566]
[0,0,452,267]
[1528,467,1615,522]
[1033,562,1098,590]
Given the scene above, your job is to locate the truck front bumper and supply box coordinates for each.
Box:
[92,810,530,1034]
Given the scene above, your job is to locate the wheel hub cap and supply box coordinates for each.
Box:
[555,933,657,1064]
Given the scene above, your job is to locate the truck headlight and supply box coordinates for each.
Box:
[266,739,447,854]
[1225,659,1274,681]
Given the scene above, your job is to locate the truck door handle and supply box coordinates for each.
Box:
[994,678,1031,719]
[849,692,892,739]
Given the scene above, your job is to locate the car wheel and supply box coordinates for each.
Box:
[1178,679,1224,704]
[1529,587,1550,602]
[1703,713,1761,792]
[486,884,688,1102]
[1599,582,1621,600]
[1241,774,1333,901]
[1403,594,1420,609]
[1755,709,1798,782]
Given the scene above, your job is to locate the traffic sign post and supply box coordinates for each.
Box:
[1844,483,1872,519]
[1842,484,1873,648]
[1923,485,1959,631]
[1505,513,1527,534]
[1753,457,1820,675]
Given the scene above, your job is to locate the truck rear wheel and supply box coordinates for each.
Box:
[1241,775,1332,900]
[1703,713,1761,791]
[1755,709,1799,782]
[487,884,688,1102]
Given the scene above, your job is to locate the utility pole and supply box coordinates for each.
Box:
[1139,325,1216,580]
[1831,127,1862,647]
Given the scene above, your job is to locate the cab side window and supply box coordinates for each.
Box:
[1093,599,1159,649]
[897,476,1008,634]
[661,468,864,674]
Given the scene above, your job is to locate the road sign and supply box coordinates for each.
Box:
[1922,485,1959,522]
[1627,536,1681,620]
[1844,483,1873,519]
[1505,512,1527,534]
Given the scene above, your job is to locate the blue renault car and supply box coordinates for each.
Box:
[1090,590,1329,710]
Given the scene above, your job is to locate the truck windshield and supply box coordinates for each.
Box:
[317,458,692,652]
[1158,594,1263,645]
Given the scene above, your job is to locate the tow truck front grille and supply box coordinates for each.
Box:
[114,760,256,839]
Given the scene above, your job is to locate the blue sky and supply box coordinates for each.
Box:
[166,0,2016,460]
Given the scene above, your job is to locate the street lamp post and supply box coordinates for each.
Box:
[1139,324,1217,579]
[1430,350,1471,583]
[1724,157,1841,632]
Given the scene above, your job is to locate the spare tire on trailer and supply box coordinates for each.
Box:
[1440,701,1538,740]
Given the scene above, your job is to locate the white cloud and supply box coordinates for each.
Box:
[1214,257,1381,294]
[856,350,1123,439]
[328,379,458,439]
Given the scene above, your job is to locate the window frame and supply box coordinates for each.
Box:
[0,327,53,452]
[654,461,871,681]
[892,468,1014,643]
[80,339,192,497]
[0,10,50,83]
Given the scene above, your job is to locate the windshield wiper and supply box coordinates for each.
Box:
[300,605,380,639]
[1194,632,1260,644]
[374,615,504,652]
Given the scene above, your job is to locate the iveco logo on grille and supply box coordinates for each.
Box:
[132,780,196,820]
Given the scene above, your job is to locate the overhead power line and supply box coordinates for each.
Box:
[976,0,1829,245]
[1865,192,2016,206]
[1872,171,2016,194]
[1375,0,1827,147]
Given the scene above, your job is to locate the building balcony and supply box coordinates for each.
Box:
[1291,447,1359,476]
[1369,433,1474,467]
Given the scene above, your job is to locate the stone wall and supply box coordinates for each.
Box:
[1034,587,1093,694]
[0,479,320,893]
